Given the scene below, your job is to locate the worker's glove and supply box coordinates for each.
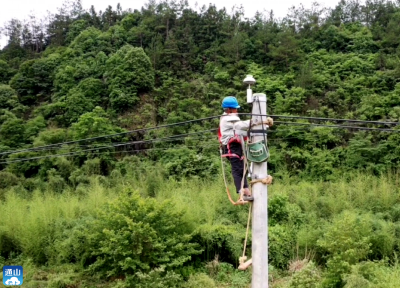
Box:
[264,117,273,127]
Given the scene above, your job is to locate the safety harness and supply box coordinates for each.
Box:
[218,127,245,159]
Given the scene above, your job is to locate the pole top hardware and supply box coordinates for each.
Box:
[244,75,256,104]
[243,75,256,85]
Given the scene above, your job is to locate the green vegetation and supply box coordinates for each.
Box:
[2,172,400,287]
[1,0,400,286]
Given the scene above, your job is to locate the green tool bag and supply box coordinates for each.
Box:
[247,140,269,163]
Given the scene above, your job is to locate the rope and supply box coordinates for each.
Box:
[250,117,274,128]
[240,203,252,265]
[250,176,273,186]
[219,147,249,206]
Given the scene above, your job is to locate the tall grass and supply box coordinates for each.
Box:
[2,172,400,260]
[271,172,400,216]
[0,178,112,263]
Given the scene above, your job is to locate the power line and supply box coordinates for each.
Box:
[240,113,400,126]
[0,129,218,163]
[0,144,223,164]
[0,116,221,156]
[0,128,308,164]
[38,129,218,153]
[8,135,217,152]
[3,112,397,158]
[0,135,304,165]
[274,121,400,132]
[0,122,298,156]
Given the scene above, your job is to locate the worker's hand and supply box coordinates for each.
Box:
[264,117,273,127]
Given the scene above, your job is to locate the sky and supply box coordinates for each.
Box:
[0,0,342,48]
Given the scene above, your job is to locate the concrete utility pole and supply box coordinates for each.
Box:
[242,75,269,287]
[250,92,269,288]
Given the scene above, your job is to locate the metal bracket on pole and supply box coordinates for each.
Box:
[249,129,269,135]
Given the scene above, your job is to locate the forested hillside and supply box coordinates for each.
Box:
[0,0,400,181]
[1,0,400,287]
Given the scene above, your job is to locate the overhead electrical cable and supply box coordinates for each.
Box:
[2,112,399,160]
[0,124,302,156]
[240,113,400,126]
[0,115,221,156]
[0,128,309,164]
[0,144,222,164]
[0,129,218,162]
[274,121,400,132]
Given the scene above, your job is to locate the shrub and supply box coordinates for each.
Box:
[105,45,154,112]
[343,261,400,288]
[288,260,321,288]
[56,188,201,279]
[0,171,19,189]
[192,224,243,264]
[269,224,296,269]
[184,273,216,288]
[126,268,182,288]
[161,147,219,179]
[0,228,21,259]
[47,274,75,288]
[317,211,372,264]
[318,211,373,287]
[269,194,303,226]
[0,85,19,110]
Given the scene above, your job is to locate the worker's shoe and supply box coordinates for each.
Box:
[242,195,254,201]
[241,188,252,196]
[238,188,253,202]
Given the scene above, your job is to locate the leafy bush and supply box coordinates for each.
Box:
[288,261,321,288]
[0,114,26,147]
[56,188,201,278]
[192,223,243,264]
[161,147,219,179]
[105,45,154,112]
[0,60,14,84]
[9,54,61,104]
[0,85,20,110]
[318,211,373,287]
[69,27,112,55]
[0,171,19,189]
[317,211,372,264]
[269,195,303,226]
[184,273,216,288]
[0,228,20,259]
[209,262,251,287]
[269,224,296,269]
[344,261,400,288]
[70,106,124,140]
[126,268,182,288]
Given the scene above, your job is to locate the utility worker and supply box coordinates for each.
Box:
[219,96,273,202]
[219,96,253,200]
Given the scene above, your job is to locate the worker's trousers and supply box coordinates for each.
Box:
[223,142,249,193]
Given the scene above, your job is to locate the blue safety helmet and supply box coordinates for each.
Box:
[222,96,240,109]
